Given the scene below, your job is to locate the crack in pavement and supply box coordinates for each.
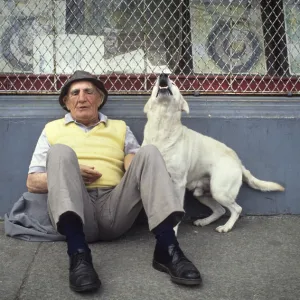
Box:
[14,243,42,300]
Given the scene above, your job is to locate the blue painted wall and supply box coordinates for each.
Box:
[0,95,299,219]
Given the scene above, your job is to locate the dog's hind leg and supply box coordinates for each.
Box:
[193,196,226,227]
[210,159,243,233]
[214,202,242,233]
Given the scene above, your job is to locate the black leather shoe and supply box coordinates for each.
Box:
[153,244,202,286]
[69,249,101,292]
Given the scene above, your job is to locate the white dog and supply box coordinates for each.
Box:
[142,74,285,233]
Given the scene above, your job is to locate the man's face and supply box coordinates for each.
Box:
[64,81,103,125]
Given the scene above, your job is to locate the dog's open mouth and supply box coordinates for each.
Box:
[157,74,173,97]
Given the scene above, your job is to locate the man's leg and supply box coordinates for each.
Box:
[96,145,202,285]
[47,144,101,292]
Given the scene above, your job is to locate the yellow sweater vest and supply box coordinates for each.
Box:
[45,118,126,188]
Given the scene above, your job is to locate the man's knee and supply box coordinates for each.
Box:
[137,144,161,159]
[46,144,78,168]
[134,145,167,170]
[47,144,77,163]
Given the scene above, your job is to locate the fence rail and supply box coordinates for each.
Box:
[0,0,300,95]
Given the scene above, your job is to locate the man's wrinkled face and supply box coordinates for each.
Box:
[64,81,103,125]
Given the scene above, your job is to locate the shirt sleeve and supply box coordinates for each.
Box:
[124,126,140,155]
[28,129,50,174]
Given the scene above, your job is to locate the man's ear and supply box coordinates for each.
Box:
[181,97,189,114]
[63,96,69,110]
[98,98,103,109]
[98,92,104,109]
[144,99,152,113]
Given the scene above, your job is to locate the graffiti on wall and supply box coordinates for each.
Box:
[0,0,65,73]
[284,0,300,75]
[190,0,267,74]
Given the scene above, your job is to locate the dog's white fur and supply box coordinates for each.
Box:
[142,76,285,234]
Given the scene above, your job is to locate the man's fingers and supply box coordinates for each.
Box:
[83,173,102,179]
[80,164,102,185]
[83,168,101,176]
[80,164,101,176]
[82,174,101,180]
[82,173,102,183]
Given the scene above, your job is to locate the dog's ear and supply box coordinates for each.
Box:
[144,99,151,113]
[181,97,190,114]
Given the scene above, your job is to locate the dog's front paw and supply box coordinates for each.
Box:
[215,225,231,233]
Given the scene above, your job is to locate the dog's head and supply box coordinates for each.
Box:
[144,74,189,114]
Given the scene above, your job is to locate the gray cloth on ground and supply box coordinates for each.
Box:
[4,192,64,242]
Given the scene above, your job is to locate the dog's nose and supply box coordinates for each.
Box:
[159,73,168,87]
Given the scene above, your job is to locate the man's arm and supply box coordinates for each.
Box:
[27,173,48,193]
[124,126,140,171]
[27,129,50,193]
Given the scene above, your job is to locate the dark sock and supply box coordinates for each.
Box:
[153,220,179,263]
[153,218,178,247]
[153,223,177,247]
[58,213,90,256]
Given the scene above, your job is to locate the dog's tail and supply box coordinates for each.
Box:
[242,166,285,192]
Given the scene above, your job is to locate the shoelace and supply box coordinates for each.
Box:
[70,252,90,270]
[170,247,195,274]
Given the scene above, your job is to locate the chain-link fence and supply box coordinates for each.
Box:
[0,0,300,94]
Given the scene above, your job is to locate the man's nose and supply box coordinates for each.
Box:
[78,90,86,101]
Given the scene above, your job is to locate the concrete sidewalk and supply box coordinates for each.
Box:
[1,216,299,300]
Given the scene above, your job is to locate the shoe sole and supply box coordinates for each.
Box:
[152,260,202,286]
[70,280,101,293]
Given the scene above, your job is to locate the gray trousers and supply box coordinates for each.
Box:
[46,144,184,242]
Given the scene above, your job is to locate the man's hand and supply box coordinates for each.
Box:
[79,164,102,185]
[124,153,135,171]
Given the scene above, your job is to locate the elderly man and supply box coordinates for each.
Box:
[26,70,202,293]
